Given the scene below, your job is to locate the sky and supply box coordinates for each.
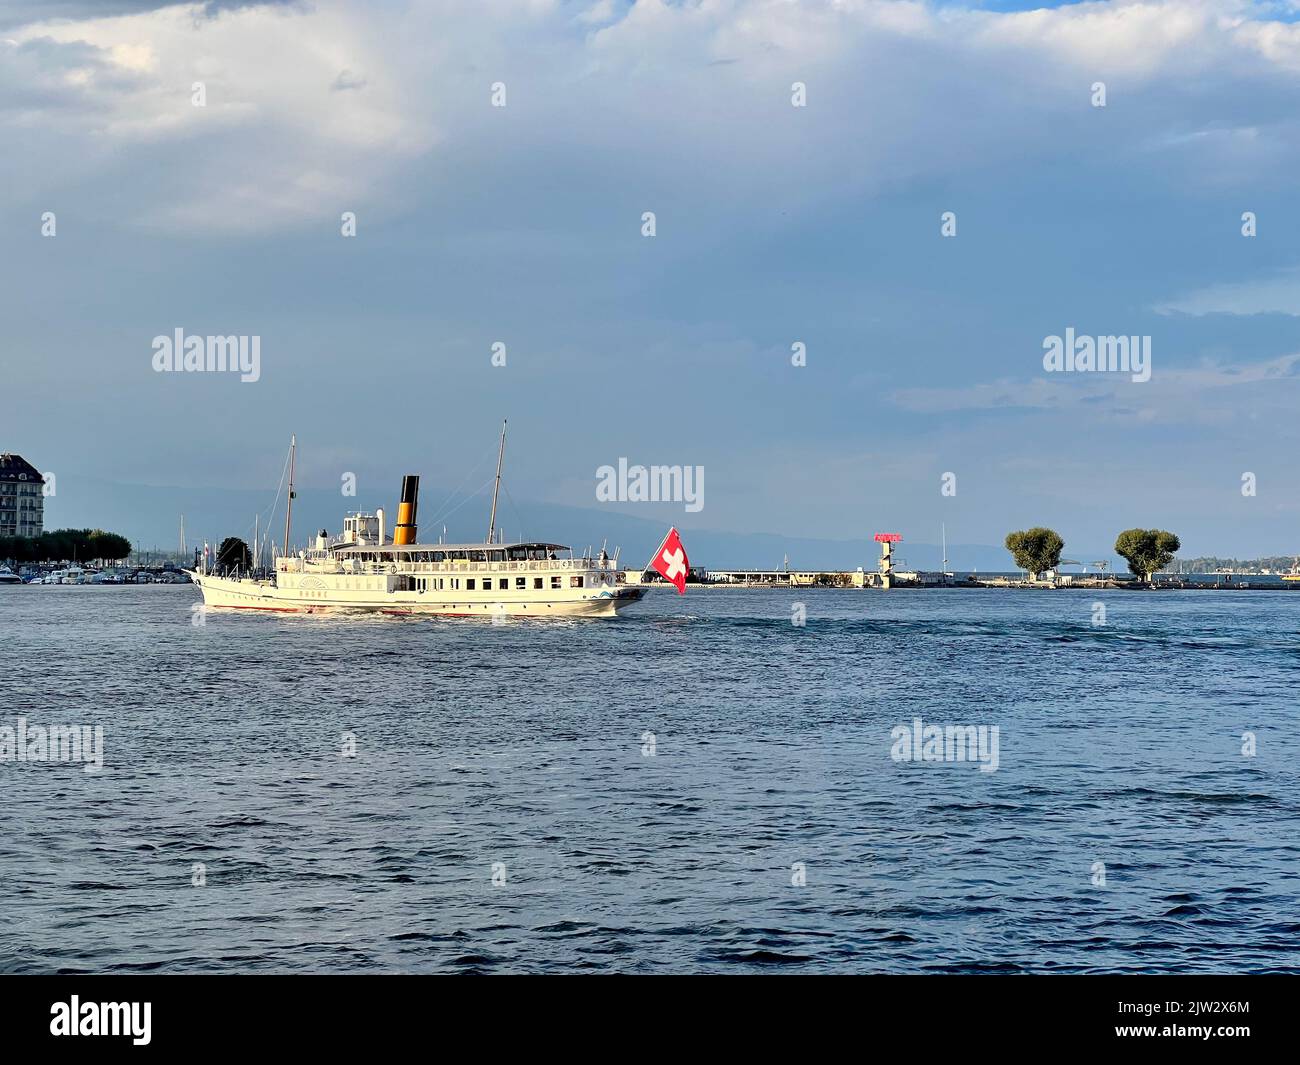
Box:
[5,0,1300,566]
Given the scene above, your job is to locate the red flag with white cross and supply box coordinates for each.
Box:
[650,527,690,594]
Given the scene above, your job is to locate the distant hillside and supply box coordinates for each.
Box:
[1170,556,1299,574]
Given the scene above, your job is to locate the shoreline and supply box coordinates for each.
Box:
[672,580,1299,592]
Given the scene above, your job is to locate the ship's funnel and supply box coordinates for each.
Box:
[393,475,419,545]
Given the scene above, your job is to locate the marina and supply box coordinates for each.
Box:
[5,566,192,585]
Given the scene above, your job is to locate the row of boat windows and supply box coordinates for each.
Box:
[292,575,586,592]
[342,549,561,563]
[405,575,583,591]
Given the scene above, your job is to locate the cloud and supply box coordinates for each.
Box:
[8,1,1300,234]
[0,0,300,33]
[330,68,365,92]
[2,2,435,231]
[1155,267,1300,316]
[889,351,1300,416]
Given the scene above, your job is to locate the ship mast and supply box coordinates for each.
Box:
[486,420,507,545]
[283,434,296,558]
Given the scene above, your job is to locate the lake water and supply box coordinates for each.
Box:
[1,584,1297,973]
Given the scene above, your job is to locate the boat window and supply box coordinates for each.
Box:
[570,575,584,588]
[515,577,526,590]
[467,578,476,591]
[551,576,562,589]
[533,577,543,589]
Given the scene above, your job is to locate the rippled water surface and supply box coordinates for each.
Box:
[2,584,1298,973]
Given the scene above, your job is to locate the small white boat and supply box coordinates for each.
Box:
[0,566,22,585]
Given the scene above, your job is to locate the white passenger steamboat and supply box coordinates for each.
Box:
[190,426,648,619]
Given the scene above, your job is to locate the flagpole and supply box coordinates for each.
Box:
[486,419,507,545]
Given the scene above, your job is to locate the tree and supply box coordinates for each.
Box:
[87,530,131,563]
[217,537,252,573]
[1115,528,1180,583]
[0,528,131,564]
[1004,527,1064,581]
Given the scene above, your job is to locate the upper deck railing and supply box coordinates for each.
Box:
[277,554,612,576]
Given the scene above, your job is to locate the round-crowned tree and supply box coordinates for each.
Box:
[216,537,253,574]
[1004,528,1065,581]
[1115,529,1180,584]
[87,530,131,563]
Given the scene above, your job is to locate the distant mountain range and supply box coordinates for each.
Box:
[44,474,1117,572]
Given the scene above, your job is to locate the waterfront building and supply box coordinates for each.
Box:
[0,453,45,538]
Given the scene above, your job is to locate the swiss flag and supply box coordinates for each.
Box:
[650,527,690,594]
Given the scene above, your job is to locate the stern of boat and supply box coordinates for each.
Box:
[600,584,647,615]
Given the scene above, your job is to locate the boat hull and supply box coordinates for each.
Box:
[189,572,646,618]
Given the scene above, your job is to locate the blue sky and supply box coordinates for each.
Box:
[5,0,1300,563]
